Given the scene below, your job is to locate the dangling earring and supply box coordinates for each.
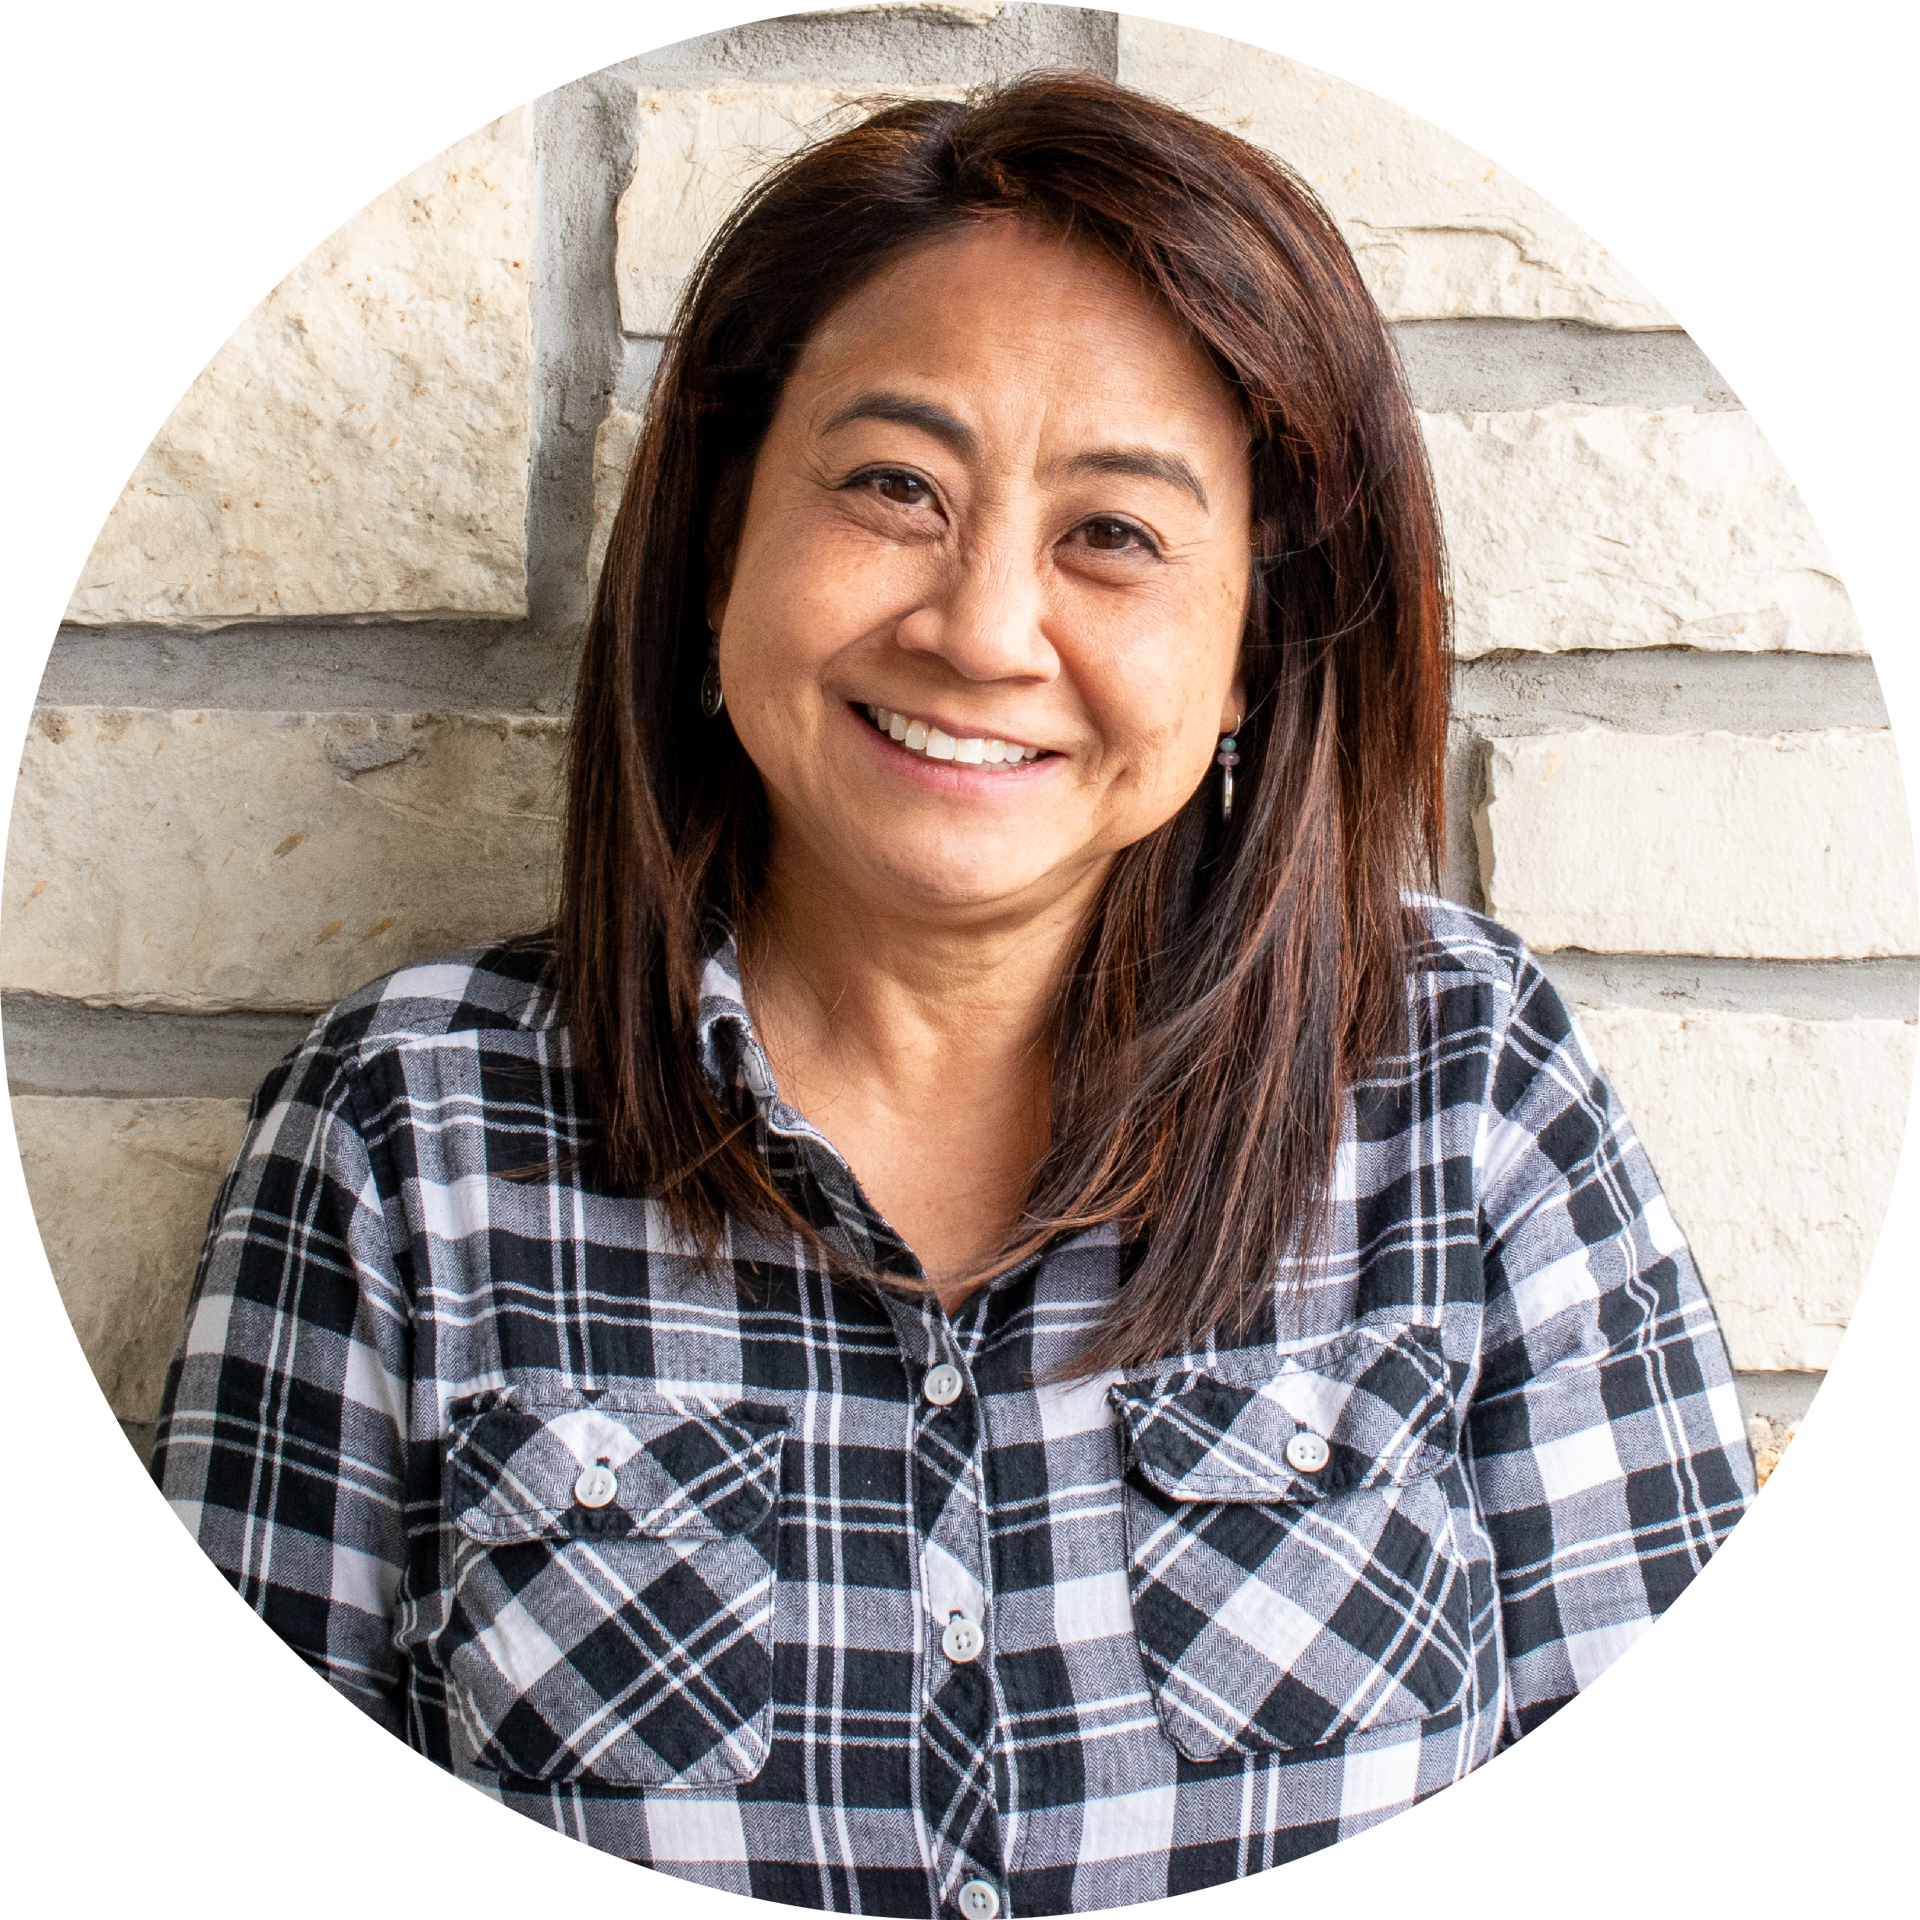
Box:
[1216,719,1241,823]
[700,626,725,718]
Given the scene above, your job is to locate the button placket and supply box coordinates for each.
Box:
[899,1295,1006,1909]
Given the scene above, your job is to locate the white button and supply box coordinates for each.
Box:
[924,1363,964,1406]
[1284,1430,1330,1474]
[941,1615,985,1664]
[574,1463,619,1508]
[957,1881,1001,1920]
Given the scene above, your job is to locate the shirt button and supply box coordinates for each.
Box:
[957,1881,1001,1920]
[924,1362,964,1406]
[941,1615,985,1664]
[574,1463,620,1508]
[1285,1430,1331,1474]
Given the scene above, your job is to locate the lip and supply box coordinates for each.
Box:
[847,700,1061,792]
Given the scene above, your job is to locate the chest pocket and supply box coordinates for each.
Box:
[1110,1322,1472,1762]
[440,1391,788,1787]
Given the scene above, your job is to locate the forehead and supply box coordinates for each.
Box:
[786,218,1247,454]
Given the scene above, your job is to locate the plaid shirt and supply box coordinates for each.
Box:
[154,898,1752,1915]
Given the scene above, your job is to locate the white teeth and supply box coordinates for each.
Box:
[864,704,1043,768]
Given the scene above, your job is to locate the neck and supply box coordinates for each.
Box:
[739,834,1109,1302]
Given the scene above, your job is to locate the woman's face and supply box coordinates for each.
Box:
[711,217,1253,931]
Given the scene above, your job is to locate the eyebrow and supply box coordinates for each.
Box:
[1054,446,1209,512]
[819,392,978,457]
[818,394,1210,513]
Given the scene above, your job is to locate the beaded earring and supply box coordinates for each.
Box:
[700,627,725,718]
[1216,723,1241,823]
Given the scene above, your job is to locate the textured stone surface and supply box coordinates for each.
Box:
[1455,651,1888,741]
[68,112,532,625]
[1394,321,1738,415]
[588,405,646,597]
[1734,1368,1824,1430]
[1574,1008,1915,1371]
[14,1095,250,1422]
[1479,728,1920,958]
[821,2,1004,19]
[1425,406,1864,658]
[3,709,564,1011]
[1746,1412,1797,1488]
[1117,19,1670,327]
[616,84,958,334]
[635,5,1116,89]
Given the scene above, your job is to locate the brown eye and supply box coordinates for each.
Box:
[873,471,930,505]
[1080,517,1146,553]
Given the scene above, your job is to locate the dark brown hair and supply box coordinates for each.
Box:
[559,69,1449,1371]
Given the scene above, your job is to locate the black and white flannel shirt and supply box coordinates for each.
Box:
[154,897,1753,1915]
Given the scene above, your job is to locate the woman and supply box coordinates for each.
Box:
[155,70,1752,1915]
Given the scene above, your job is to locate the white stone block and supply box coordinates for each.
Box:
[3,709,563,1011]
[1573,1008,1916,1371]
[68,111,533,625]
[617,84,959,336]
[1479,728,1920,959]
[1117,19,1670,327]
[589,405,647,599]
[1425,406,1864,658]
[14,1095,251,1422]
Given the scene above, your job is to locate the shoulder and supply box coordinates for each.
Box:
[310,931,561,1061]
[230,935,561,1191]
[1398,893,1580,1053]
[1402,893,1533,993]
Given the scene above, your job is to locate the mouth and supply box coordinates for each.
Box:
[860,704,1052,769]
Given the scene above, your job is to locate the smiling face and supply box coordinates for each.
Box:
[710,217,1254,933]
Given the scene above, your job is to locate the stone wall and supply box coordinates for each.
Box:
[6,5,1905,1459]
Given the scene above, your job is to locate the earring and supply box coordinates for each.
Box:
[700,627,725,718]
[1216,722,1240,823]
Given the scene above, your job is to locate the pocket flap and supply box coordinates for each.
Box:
[1111,1322,1453,1501]
[446,1392,789,1544]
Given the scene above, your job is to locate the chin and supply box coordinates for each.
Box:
[857,845,1065,917]
[879,867,1046,912]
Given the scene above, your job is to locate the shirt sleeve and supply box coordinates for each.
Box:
[1464,951,1754,1740]
[151,1023,413,1735]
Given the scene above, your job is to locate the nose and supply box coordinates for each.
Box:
[893,541,1058,685]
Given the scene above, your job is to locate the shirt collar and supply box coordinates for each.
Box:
[692,932,846,1160]
[693,932,780,1110]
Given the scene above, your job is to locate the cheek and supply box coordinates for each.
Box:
[724,546,856,701]
[1082,680,1227,823]
[729,507,927,667]
[1086,584,1245,776]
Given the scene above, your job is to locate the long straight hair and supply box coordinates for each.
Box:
[558,70,1450,1372]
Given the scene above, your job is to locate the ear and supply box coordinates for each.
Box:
[1219,677,1246,737]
